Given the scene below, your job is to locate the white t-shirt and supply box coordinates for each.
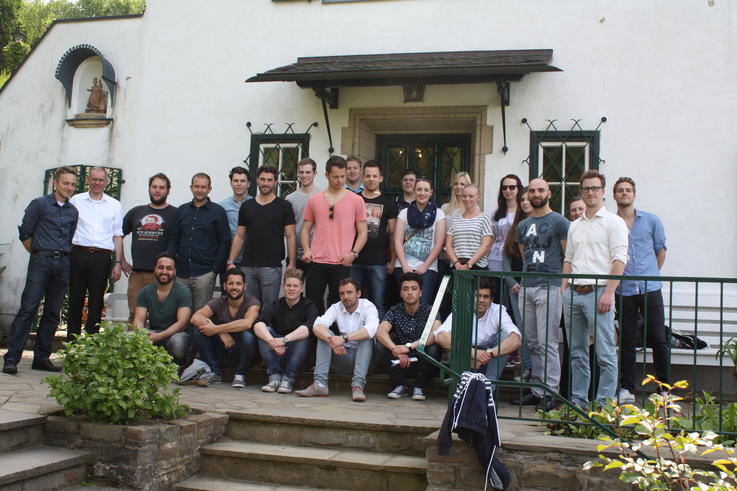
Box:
[488,211,516,267]
[395,207,446,272]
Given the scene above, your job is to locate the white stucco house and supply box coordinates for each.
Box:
[0,0,735,339]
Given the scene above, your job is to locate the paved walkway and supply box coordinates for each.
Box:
[0,350,537,426]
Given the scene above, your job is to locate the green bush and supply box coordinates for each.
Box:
[44,321,186,424]
[541,399,638,441]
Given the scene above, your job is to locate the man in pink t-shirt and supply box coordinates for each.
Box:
[301,156,368,312]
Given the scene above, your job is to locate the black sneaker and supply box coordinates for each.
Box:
[511,392,540,406]
[535,396,560,412]
[2,360,17,375]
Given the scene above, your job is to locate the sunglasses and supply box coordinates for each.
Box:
[501,184,517,191]
[329,205,335,220]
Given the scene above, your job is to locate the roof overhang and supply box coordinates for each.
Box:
[247,49,560,88]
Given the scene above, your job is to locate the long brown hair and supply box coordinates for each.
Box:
[503,186,528,259]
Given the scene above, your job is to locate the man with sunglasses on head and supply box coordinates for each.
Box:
[301,156,367,313]
[562,170,628,408]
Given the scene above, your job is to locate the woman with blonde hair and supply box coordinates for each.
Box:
[441,171,473,230]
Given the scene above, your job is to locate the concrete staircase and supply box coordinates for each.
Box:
[176,410,435,490]
[0,409,91,490]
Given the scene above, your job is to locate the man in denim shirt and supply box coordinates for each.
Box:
[3,167,79,374]
[613,177,668,404]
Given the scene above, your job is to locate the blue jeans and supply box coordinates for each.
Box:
[351,264,387,318]
[477,331,510,390]
[151,330,191,366]
[314,337,373,388]
[564,287,617,406]
[257,326,311,384]
[242,266,282,308]
[193,328,257,376]
[393,268,438,305]
[4,254,69,364]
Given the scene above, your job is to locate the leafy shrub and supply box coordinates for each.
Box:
[673,391,737,447]
[541,399,638,441]
[44,321,186,424]
[584,377,737,490]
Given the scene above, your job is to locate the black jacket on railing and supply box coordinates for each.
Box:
[438,371,510,490]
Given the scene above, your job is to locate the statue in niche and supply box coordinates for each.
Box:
[85,78,108,114]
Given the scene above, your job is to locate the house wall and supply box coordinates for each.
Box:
[0,0,735,324]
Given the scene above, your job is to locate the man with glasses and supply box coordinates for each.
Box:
[395,168,417,212]
[613,177,668,404]
[562,170,628,408]
[301,156,367,313]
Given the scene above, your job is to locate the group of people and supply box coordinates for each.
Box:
[2,156,667,410]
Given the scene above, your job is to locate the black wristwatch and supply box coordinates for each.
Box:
[342,334,349,343]
[351,250,359,259]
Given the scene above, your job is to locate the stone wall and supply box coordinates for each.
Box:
[43,411,227,490]
[424,430,632,491]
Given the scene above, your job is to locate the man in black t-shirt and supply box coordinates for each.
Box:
[351,160,397,318]
[121,173,178,321]
[191,268,261,388]
[226,165,296,308]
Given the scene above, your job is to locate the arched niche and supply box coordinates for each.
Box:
[55,44,116,126]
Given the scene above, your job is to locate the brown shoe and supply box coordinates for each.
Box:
[352,386,366,402]
[295,382,329,397]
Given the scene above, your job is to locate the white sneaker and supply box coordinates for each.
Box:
[618,388,635,404]
[387,385,408,399]
[411,387,426,401]
[232,374,245,388]
[277,380,293,394]
[261,380,280,392]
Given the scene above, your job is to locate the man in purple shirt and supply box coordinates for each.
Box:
[613,177,668,404]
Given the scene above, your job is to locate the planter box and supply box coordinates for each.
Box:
[43,411,227,490]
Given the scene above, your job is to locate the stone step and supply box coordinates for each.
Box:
[176,476,340,491]
[225,410,437,457]
[199,439,427,491]
[0,445,92,490]
[0,409,46,452]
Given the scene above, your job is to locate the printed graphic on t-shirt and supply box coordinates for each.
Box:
[137,214,166,241]
[365,203,384,239]
[404,226,433,260]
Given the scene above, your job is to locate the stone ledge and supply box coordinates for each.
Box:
[44,411,227,489]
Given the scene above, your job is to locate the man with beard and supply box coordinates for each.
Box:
[613,177,668,404]
[227,165,296,307]
[511,178,569,411]
[170,173,230,312]
[191,268,261,387]
[121,173,178,321]
[132,252,192,366]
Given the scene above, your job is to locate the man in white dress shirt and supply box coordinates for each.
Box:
[435,278,521,388]
[295,278,378,402]
[562,169,629,408]
[68,167,124,339]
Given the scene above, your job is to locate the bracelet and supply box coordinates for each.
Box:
[114,260,122,264]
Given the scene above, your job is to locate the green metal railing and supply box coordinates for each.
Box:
[417,270,737,438]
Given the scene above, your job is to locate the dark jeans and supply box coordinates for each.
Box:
[257,326,312,383]
[351,263,387,318]
[4,254,70,364]
[393,268,438,305]
[67,247,111,339]
[617,290,669,392]
[193,328,257,376]
[305,262,350,313]
[377,343,442,389]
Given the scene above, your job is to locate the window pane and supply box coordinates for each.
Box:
[565,145,587,182]
[412,145,435,181]
[540,145,563,183]
[385,146,406,189]
[281,147,300,182]
[439,145,463,185]
[262,147,279,167]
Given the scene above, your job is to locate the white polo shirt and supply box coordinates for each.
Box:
[436,303,520,347]
[314,298,379,344]
[70,192,123,250]
[564,205,629,285]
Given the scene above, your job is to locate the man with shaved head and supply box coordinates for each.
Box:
[511,178,570,411]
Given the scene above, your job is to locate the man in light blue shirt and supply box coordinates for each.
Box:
[344,156,365,194]
[613,177,668,404]
[219,166,252,266]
